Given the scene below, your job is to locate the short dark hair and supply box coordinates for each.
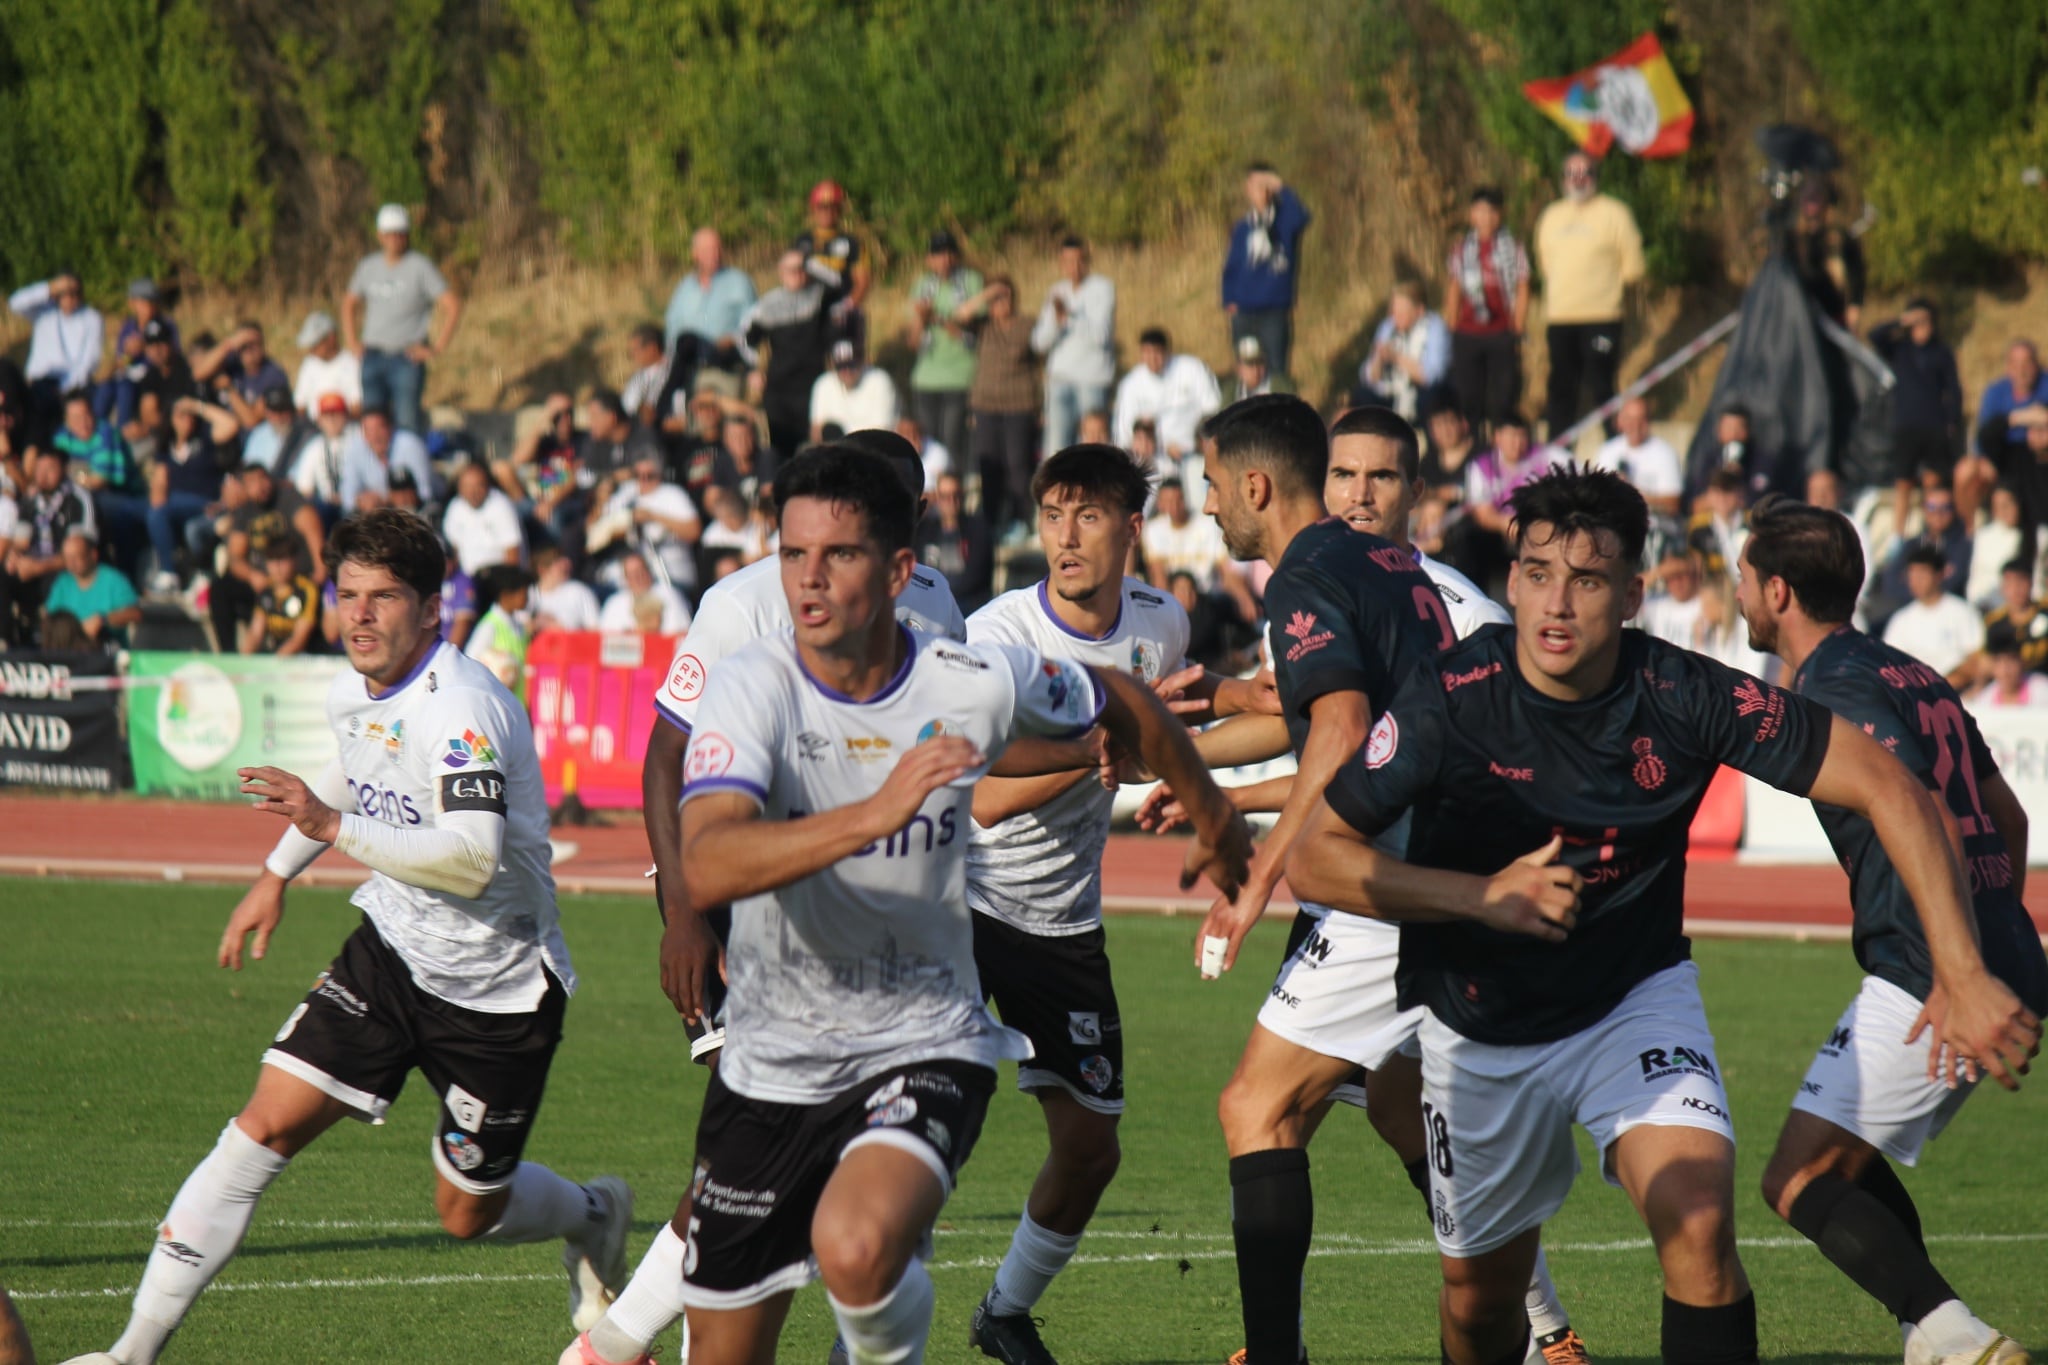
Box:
[1707,465,1747,495]
[1494,411,1530,434]
[261,532,301,563]
[1330,405,1421,482]
[836,427,925,501]
[1247,160,1276,175]
[1744,495,1864,625]
[630,322,663,350]
[1058,234,1087,253]
[1471,186,1504,208]
[1156,477,1185,498]
[587,388,627,422]
[62,388,92,412]
[360,403,394,426]
[1031,443,1153,518]
[1203,393,1328,499]
[1905,543,1948,572]
[774,443,916,553]
[1138,327,1170,351]
[1718,402,1751,426]
[2003,558,2030,578]
[474,562,536,611]
[1509,466,1648,570]
[325,507,444,600]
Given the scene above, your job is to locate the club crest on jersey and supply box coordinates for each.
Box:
[444,728,498,768]
[385,720,405,760]
[917,720,953,744]
[1283,610,1334,662]
[442,1132,485,1171]
[1631,736,1667,791]
[1079,1054,1115,1094]
[1130,638,1161,681]
[668,652,707,703]
[1365,712,1399,769]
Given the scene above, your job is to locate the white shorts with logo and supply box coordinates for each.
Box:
[1789,974,1975,1166]
[1418,961,1736,1258]
[1257,907,1425,1100]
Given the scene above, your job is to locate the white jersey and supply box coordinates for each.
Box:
[325,640,571,1011]
[680,629,1102,1103]
[1415,548,1509,636]
[653,553,966,733]
[965,578,1190,935]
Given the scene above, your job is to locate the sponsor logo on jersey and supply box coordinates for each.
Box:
[1800,1080,1824,1096]
[917,720,953,744]
[1878,661,1945,692]
[684,733,736,783]
[1365,712,1399,769]
[444,1083,487,1132]
[845,735,894,761]
[668,652,707,703]
[1282,610,1334,662]
[1131,589,1166,606]
[1443,661,1503,692]
[366,722,386,743]
[1293,929,1335,965]
[1680,1095,1728,1119]
[866,1075,907,1108]
[443,728,498,768]
[385,720,405,760]
[154,1232,205,1267]
[796,731,832,760]
[440,771,507,816]
[313,972,367,1017]
[1821,1024,1851,1055]
[1639,1044,1718,1082]
[1731,678,1785,742]
[1631,736,1667,791]
[867,1096,919,1128]
[1068,1011,1103,1045]
[1079,1054,1115,1094]
[925,1118,953,1157]
[427,670,438,693]
[442,1132,486,1171]
[1488,760,1533,782]
[348,776,425,826]
[933,645,989,671]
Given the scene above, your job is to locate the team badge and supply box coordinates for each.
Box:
[1079,1054,1115,1094]
[1631,736,1667,791]
[1365,712,1399,769]
[668,652,707,703]
[443,729,498,768]
[917,720,953,744]
[1130,638,1161,681]
[442,1132,485,1171]
[1067,1011,1102,1045]
[684,733,736,782]
[385,720,405,760]
[867,1096,919,1128]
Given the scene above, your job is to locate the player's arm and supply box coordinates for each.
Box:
[1982,771,2028,897]
[643,713,691,924]
[1152,663,1282,723]
[220,759,353,969]
[1086,666,1251,898]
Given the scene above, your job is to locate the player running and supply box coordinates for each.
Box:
[64,510,631,1365]
[1287,467,2039,1365]
[1733,496,2044,1365]
[659,445,1251,1365]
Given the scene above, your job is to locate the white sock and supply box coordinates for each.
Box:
[587,1223,689,1361]
[1523,1244,1570,1337]
[112,1120,288,1364]
[988,1211,1082,1316]
[480,1162,598,1245]
[1914,1299,1996,1356]
[829,1259,935,1365]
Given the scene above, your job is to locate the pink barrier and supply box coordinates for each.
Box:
[528,630,681,809]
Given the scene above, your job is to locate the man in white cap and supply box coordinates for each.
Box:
[809,339,899,444]
[292,311,363,420]
[343,203,462,435]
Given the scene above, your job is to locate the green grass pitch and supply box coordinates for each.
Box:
[3,877,2042,1363]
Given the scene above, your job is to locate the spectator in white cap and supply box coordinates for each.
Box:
[808,338,898,443]
[1223,334,1281,404]
[292,310,363,419]
[342,202,462,434]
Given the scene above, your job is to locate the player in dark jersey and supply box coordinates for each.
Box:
[1733,496,2044,1365]
[1186,394,1454,1365]
[1287,466,2037,1365]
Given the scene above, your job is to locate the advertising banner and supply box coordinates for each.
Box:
[0,651,127,790]
[126,653,347,799]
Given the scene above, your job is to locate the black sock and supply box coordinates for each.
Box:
[1785,1172,1955,1324]
[1231,1149,1311,1365]
[1854,1156,1927,1254]
[1662,1293,1757,1365]
[1442,1326,1532,1365]
[1405,1155,1433,1218]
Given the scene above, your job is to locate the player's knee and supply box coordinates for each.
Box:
[1217,1073,1283,1150]
[1058,1122,1121,1193]
[434,1185,502,1241]
[1439,1274,1524,1351]
[812,1216,901,1303]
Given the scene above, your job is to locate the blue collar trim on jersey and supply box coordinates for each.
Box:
[797,624,916,705]
[367,634,444,701]
[1036,577,1121,641]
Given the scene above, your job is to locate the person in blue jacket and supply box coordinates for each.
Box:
[1221,165,1310,384]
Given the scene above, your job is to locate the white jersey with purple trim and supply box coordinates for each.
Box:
[326,639,571,1011]
[653,553,965,734]
[1416,548,1509,637]
[680,628,1102,1103]
[965,577,1190,935]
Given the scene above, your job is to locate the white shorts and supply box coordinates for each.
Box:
[1418,961,1736,1258]
[1789,974,1976,1167]
[1257,907,1425,1083]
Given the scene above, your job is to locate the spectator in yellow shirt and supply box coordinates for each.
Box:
[1533,151,1645,441]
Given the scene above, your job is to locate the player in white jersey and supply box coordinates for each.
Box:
[617,446,1249,1365]
[65,511,631,1365]
[1140,407,1582,1365]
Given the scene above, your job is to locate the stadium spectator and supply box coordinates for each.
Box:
[293,392,356,513]
[531,545,600,633]
[1882,542,1984,681]
[1113,327,1221,461]
[240,534,320,656]
[1533,150,1645,438]
[621,322,670,425]
[1690,569,1772,676]
[193,322,290,427]
[53,388,148,577]
[1032,235,1118,456]
[1590,395,1683,516]
[1691,402,1791,502]
[1419,402,1477,511]
[897,415,952,493]
[671,402,740,505]
[1687,465,1751,580]
[958,274,1038,538]
[1142,478,1229,591]
[1967,484,2032,610]
[1635,547,1705,648]
[494,391,589,557]
[8,269,103,431]
[343,203,462,433]
[107,318,196,431]
[465,562,535,697]
[1972,338,2048,486]
[147,397,237,592]
[238,384,309,477]
[742,249,833,457]
[1076,409,1113,447]
[809,339,898,442]
[1870,481,1970,629]
[113,278,177,366]
[665,388,728,475]
[1870,300,1968,539]
[1221,163,1311,380]
[906,229,982,462]
[1222,335,1280,405]
[42,526,140,649]
[914,469,994,613]
[1443,187,1529,432]
[1444,412,1558,590]
[663,226,755,385]
[590,450,700,593]
[1351,281,1451,423]
[1171,567,1258,673]
[596,547,691,634]
[1,447,94,645]
[1974,560,2048,677]
[721,409,773,504]
[339,406,436,512]
[1789,182,1864,329]
[579,387,664,486]
[1970,635,2048,708]
[795,180,869,342]
[698,484,772,579]
[442,460,525,575]
[440,541,479,648]
[211,459,324,651]
[291,310,362,418]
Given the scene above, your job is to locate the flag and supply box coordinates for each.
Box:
[1523,33,1694,159]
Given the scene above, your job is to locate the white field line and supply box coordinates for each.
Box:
[11,1231,2045,1303]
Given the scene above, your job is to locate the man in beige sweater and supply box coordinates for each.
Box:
[1533,151,1645,442]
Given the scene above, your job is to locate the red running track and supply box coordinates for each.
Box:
[5,793,2045,939]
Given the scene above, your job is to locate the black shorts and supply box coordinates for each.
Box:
[1892,425,1957,482]
[680,1061,993,1308]
[973,913,1125,1114]
[263,917,565,1193]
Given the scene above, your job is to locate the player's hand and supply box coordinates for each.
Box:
[1917,971,2041,1091]
[1135,782,1190,834]
[1183,806,1253,901]
[240,765,341,844]
[659,909,725,1025]
[1477,835,1580,942]
[865,736,983,837]
[219,873,287,970]
[1152,664,1204,715]
[1193,848,1269,974]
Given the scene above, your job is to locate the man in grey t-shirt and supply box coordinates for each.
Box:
[343,203,462,435]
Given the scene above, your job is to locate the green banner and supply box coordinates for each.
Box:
[126,653,348,799]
